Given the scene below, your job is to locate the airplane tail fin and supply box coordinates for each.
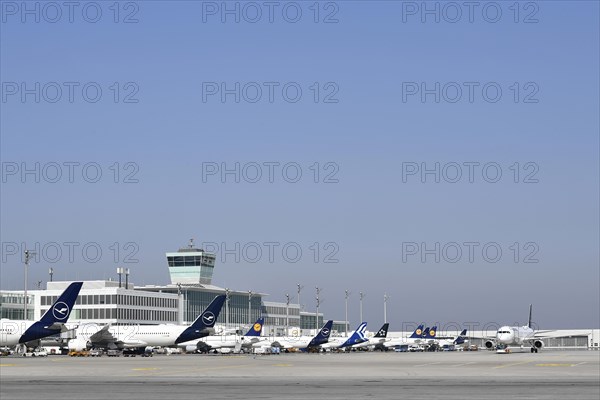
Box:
[344,322,368,346]
[19,282,83,344]
[309,320,333,347]
[423,326,437,339]
[454,329,468,345]
[409,324,425,339]
[245,317,264,337]
[358,322,368,334]
[175,295,226,344]
[374,323,389,338]
[39,282,83,325]
[190,295,226,330]
[528,304,533,329]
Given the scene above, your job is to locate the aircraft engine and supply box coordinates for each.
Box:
[68,338,91,351]
[184,345,198,353]
[533,340,544,349]
[484,340,495,349]
[196,342,211,353]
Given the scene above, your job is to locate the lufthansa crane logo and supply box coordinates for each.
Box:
[202,311,216,325]
[52,302,70,320]
[430,330,436,337]
[253,323,262,332]
[321,328,330,336]
[416,329,422,336]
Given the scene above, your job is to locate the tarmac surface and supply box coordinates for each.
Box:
[1,350,599,399]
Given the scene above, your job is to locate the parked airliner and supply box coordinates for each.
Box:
[383,324,427,349]
[436,329,468,349]
[352,323,390,349]
[270,320,334,351]
[181,317,265,353]
[0,282,83,347]
[484,305,551,353]
[69,295,225,351]
[319,322,369,350]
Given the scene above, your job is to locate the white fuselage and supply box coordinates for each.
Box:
[0,320,36,346]
[181,334,265,350]
[352,336,386,349]
[75,323,190,349]
[496,325,535,346]
[383,337,427,348]
[436,338,468,348]
[319,337,351,349]
[269,335,316,350]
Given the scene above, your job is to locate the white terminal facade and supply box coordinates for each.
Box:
[1,241,597,347]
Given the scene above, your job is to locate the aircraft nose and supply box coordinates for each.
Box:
[500,332,513,343]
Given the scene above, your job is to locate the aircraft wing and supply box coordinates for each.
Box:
[270,340,289,349]
[43,322,70,331]
[532,331,562,338]
[467,333,495,341]
[120,339,150,348]
[88,326,149,348]
[242,337,267,348]
[88,325,116,344]
[271,339,304,349]
[199,339,224,349]
[318,342,334,349]
[319,338,342,349]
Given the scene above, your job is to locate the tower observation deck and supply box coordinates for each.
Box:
[166,239,216,285]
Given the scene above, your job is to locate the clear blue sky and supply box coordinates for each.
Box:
[1,1,598,329]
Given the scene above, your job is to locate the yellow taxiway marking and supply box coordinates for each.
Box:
[132,367,159,371]
[272,363,293,367]
[535,363,575,367]
[494,360,533,369]
[0,364,15,367]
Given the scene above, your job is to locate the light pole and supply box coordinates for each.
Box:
[384,293,389,323]
[315,287,322,332]
[297,284,303,312]
[177,283,183,325]
[48,267,54,282]
[285,293,290,334]
[344,290,350,337]
[359,292,365,323]
[248,291,253,325]
[225,288,230,328]
[24,249,36,320]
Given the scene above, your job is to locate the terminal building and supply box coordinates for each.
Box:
[0,241,347,335]
[1,280,179,325]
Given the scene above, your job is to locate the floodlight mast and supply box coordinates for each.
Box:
[24,249,37,320]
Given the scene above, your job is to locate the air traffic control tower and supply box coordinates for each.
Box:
[166,239,216,285]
